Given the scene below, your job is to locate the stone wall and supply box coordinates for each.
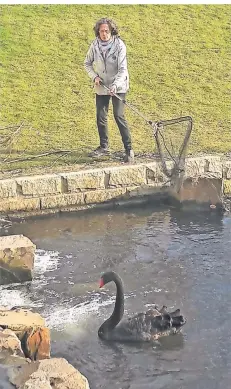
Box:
[0,155,230,216]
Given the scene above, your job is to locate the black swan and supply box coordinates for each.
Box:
[98,271,186,342]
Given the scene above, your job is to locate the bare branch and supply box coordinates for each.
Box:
[3,150,73,164]
[50,152,71,167]
[0,124,79,171]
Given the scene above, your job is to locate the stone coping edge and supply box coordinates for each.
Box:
[0,156,230,217]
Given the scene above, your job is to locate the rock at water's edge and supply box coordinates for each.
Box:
[8,357,90,389]
[0,235,36,284]
[0,308,50,361]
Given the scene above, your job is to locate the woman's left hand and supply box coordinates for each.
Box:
[109,84,117,95]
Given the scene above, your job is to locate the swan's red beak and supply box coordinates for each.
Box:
[99,278,104,288]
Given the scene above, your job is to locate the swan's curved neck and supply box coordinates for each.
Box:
[100,276,124,333]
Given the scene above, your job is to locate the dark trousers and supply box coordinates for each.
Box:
[96,93,132,151]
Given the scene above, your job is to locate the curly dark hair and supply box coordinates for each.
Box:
[93,18,119,37]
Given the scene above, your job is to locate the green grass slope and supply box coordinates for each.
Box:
[1,4,231,170]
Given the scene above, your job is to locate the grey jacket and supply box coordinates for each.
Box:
[84,36,129,95]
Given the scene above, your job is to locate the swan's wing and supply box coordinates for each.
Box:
[149,308,186,337]
[145,308,162,317]
[126,312,152,333]
[108,316,152,342]
[126,307,186,338]
[160,307,186,329]
[109,307,186,342]
[158,305,168,314]
[147,306,180,316]
[169,308,181,317]
[120,311,169,339]
[109,312,152,342]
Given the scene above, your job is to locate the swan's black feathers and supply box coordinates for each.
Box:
[98,272,186,342]
[100,306,185,342]
[116,306,185,341]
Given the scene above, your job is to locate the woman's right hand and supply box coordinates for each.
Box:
[94,76,101,86]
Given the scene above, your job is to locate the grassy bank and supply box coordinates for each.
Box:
[1,4,231,173]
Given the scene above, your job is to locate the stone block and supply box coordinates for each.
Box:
[0,328,24,358]
[223,160,231,179]
[0,179,17,198]
[146,162,160,183]
[8,357,90,389]
[85,188,126,204]
[62,169,105,192]
[0,235,36,284]
[171,177,222,204]
[41,193,84,209]
[23,327,50,361]
[146,161,174,183]
[126,184,167,198]
[0,308,45,338]
[223,179,231,195]
[184,156,222,178]
[16,175,62,196]
[0,198,40,213]
[0,354,31,366]
[184,157,207,177]
[106,165,146,187]
[204,157,222,178]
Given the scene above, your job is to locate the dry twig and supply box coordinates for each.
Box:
[3,150,72,164]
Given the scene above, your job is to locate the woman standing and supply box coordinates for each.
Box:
[84,18,134,163]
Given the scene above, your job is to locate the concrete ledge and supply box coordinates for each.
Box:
[41,193,85,209]
[16,174,62,197]
[0,198,40,212]
[223,160,231,179]
[0,155,230,216]
[146,162,166,184]
[85,188,127,204]
[125,184,168,198]
[61,169,105,191]
[185,156,223,178]
[223,179,231,196]
[170,177,222,204]
[106,164,146,187]
[0,179,17,198]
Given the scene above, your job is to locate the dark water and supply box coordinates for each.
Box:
[1,204,231,389]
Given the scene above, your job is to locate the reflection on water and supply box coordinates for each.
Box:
[0,204,231,389]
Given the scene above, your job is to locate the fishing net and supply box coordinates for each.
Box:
[151,116,193,180]
[98,82,193,185]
